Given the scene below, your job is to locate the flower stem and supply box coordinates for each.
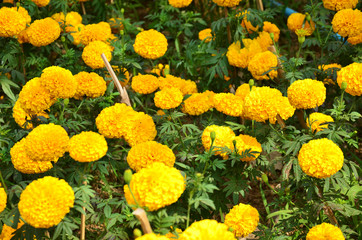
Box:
[0,171,7,193]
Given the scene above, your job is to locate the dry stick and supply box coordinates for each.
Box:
[81,2,86,15]
[80,180,87,240]
[133,208,153,234]
[101,53,132,106]
[276,114,286,129]
[256,0,264,11]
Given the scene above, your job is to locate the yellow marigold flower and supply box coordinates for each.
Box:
[13,100,48,129]
[154,87,183,109]
[323,0,358,11]
[127,141,175,172]
[18,176,74,228]
[0,7,27,37]
[124,162,185,211]
[233,135,262,161]
[213,93,243,117]
[11,138,53,174]
[318,63,342,85]
[17,28,29,44]
[0,184,6,214]
[18,77,56,115]
[263,21,280,42]
[40,66,77,99]
[347,32,362,45]
[225,203,259,237]
[255,31,273,51]
[31,0,50,7]
[248,51,278,80]
[181,92,213,115]
[287,13,315,36]
[69,131,108,162]
[132,74,159,94]
[235,83,253,101]
[240,10,258,33]
[27,17,61,47]
[332,9,362,38]
[202,125,235,159]
[80,22,112,46]
[134,29,168,59]
[159,74,198,95]
[306,112,334,133]
[298,138,344,179]
[212,0,241,7]
[179,219,236,240]
[337,62,362,96]
[226,40,262,68]
[74,72,106,99]
[306,223,345,240]
[122,112,157,147]
[2,0,14,3]
[287,79,326,109]
[12,6,31,24]
[108,18,124,32]
[0,220,24,240]
[82,40,112,69]
[168,0,193,8]
[52,11,82,33]
[137,233,170,240]
[25,123,69,162]
[70,23,84,45]
[199,28,213,42]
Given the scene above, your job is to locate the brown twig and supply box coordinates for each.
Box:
[81,2,86,15]
[296,110,308,129]
[256,0,264,11]
[101,53,132,106]
[80,180,87,240]
[133,208,153,234]
[276,114,286,129]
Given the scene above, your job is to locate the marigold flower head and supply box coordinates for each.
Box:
[212,0,241,7]
[27,17,61,47]
[52,11,82,33]
[248,51,278,80]
[31,0,50,7]
[202,125,235,159]
[307,112,334,133]
[225,203,259,237]
[226,40,262,68]
[79,22,112,45]
[233,135,262,161]
[347,32,362,45]
[213,93,243,117]
[169,0,193,8]
[127,141,175,172]
[323,0,358,11]
[2,0,14,3]
[181,91,213,115]
[235,83,253,101]
[124,162,185,211]
[25,123,69,162]
[123,112,157,147]
[179,219,236,240]
[318,63,342,85]
[240,10,259,33]
[137,233,170,240]
[0,184,6,214]
[0,7,27,37]
[337,62,362,96]
[40,66,77,99]
[17,28,29,44]
[0,220,24,240]
[18,176,74,228]
[159,74,197,95]
[306,223,345,240]
[255,31,274,51]
[332,9,362,38]
[12,6,31,24]
[244,87,295,124]
[287,79,326,109]
[11,138,53,174]
[82,40,112,69]
[199,28,213,42]
[13,100,36,129]
[70,23,84,45]
[132,74,159,94]
[108,18,124,32]
[134,29,168,59]
[263,21,280,42]
[298,138,344,178]
[74,72,106,99]
[18,77,56,115]
[287,13,315,36]
[154,87,183,109]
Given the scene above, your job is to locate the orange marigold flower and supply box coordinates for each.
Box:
[52,11,82,33]
[70,23,84,45]
[199,28,213,42]
[123,112,157,147]
[181,91,213,115]
[235,83,253,101]
[323,0,358,11]
[31,0,50,7]
[287,79,326,109]
[225,203,259,237]
[287,13,315,36]
[0,184,6,214]
[27,17,61,47]
[154,87,183,109]
[179,219,236,240]
[40,66,77,99]
[79,22,112,45]
[159,74,197,95]
[74,72,107,99]
[248,51,278,80]
[307,112,334,133]
[255,31,274,51]
[212,0,241,7]
[233,134,262,161]
[337,62,362,96]
[226,39,262,68]
[0,7,27,37]
[331,9,362,38]
[133,29,168,59]
[202,125,235,159]
[240,10,259,33]
[347,32,362,45]
[108,18,124,32]
[168,0,193,8]
[213,93,243,117]
[0,220,24,240]
[318,63,342,85]
[82,40,113,69]
[306,223,345,240]
[12,6,31,24]
[131,74,159,94]
[263,21,280,42]
[137,233,170,240]
[13,100,48,129]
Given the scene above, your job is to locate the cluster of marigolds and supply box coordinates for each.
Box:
[0,0,361,239]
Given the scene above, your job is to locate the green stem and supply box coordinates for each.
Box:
[169,112,186,150]
[127,182,140,208]
[186,190,195,228]
[0,171,7,193]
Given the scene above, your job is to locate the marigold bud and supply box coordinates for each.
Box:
[249,79,254,90]
[298,35,305,45]
[261,173,268,184]
[210,131,216,142]
[341,81,347,91]
[133,228,142,238]
[124,169,133,184]
[305,13,311,22]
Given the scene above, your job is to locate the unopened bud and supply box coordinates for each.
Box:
[261,174,268,184]
[121,8,125,14]
[305,13,311,22]
[341,81,347,91]
[124,169,133,184]
[133,228,142,238]
[270,32,274,41]
[196,173,203,179]
[63,98,69,107]
[298,35,305,45]
[120,30,124,35]
[210,131,216,142]
[16,2,20,7]
[61,36,66,42]
[228,227,234,232]
[249,79,254,87]
[136,27,143,32]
